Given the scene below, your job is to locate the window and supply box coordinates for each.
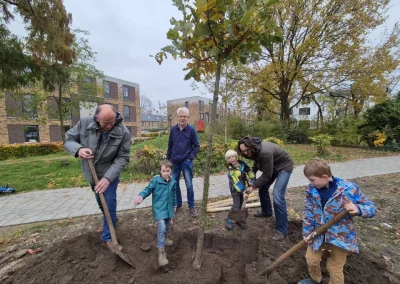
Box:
[123,85,129,99]
[199,100,204,111]
[209,102,213,110]
[104,81,111,98]
[24,125,39,142]
[123,105,130,119]
[302,97,311,104]
[299,107,311,115]
[200,113,204,120]
[185,101,189,108]
[22,94,37,119]
[205,112,209,122]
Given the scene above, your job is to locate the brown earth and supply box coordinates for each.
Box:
[0,173,399,284]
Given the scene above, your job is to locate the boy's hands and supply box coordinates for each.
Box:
[246,186,254,194]
[344,200,359,216]
[174,206,177,213]
[134,196,143,206]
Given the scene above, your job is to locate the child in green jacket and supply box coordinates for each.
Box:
[134,160,177,267]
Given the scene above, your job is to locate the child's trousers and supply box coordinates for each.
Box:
[157,218,171,248]
[305,244,349,284]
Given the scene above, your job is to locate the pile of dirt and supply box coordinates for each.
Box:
[1,211,399,284]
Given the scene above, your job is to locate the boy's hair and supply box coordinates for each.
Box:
[304,158,332,178]
[160,159,173,170]
[225,149,238,161]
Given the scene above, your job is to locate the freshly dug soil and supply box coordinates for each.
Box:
[1,173,400,284]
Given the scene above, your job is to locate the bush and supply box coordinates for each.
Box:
[311,134,332,155]
[286,128,310,144]
[126,145,165,176]
[263,137,284,147]
[0,142,64,161]
[250,120,282,140]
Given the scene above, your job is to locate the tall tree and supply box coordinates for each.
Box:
[235,0,399,132]
[155,0,279,269]
[140,94,154,114]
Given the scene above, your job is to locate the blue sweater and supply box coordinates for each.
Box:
[167,124,200,164]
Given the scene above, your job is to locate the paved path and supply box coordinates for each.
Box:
[1,155,399,227]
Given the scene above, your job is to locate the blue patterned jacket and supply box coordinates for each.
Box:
[302,177,376,253]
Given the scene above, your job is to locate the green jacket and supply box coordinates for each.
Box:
[139,175,177,220]
[63,114,131,184]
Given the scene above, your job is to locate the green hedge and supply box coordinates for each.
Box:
[0,142,64,161]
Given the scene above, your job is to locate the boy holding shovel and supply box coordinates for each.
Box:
[299,159,376,284]
[224,150,255,230]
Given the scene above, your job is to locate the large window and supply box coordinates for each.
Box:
[185,101,189,108]
[24,125,39,142]
[123,105,130,119]
[199,100,204,111]
[299,107,311,115]
[104,81,111,98]
[22,94,37,119]
[123,85,129,99]
[200,113,204,120]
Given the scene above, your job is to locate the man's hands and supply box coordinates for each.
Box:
[246,186,254,194]
[78,148,94,159]
[94,178,110,193]
[134,196,143,206]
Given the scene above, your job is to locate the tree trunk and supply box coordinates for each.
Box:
[312,96,324,129]
[192,55,223,270]
[279,93,290,140]
[58,85,65,140]
[224,100,227,144]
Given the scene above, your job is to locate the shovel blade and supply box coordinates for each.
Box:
[115,250,135,268]
[227,209,248,223]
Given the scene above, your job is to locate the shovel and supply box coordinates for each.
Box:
[227,194,249,223]
[258,210,348,278]
[88,159,135,268]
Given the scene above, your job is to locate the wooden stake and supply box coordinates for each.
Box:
[207,202,261,213]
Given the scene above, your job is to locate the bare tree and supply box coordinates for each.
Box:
[140,94,154,114]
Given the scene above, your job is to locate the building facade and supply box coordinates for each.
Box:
[140,114,167,131]
[167,96,250,129]
[0,75,141,144]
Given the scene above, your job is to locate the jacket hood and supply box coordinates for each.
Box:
[252,137,262,150]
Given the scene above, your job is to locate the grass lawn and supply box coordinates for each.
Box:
[0,133,397,193]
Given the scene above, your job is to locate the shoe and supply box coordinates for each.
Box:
[297,278,322,284]
[158,247,169,267]
[272,232,286,241]
[189,207,198,217]
[224,219,233,230]
[165,238,173,246]
[254,211,273,218]
[103,240,115,253]
[236,221,248,229]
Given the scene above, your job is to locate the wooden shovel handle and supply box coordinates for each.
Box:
[88,159,119,248]
[260,210,349,277]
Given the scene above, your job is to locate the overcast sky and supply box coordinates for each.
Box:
[8,0,400,106]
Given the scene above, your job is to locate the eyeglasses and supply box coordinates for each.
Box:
[241,148,251,154]
[98,120,116,126]
[177,115,188,118]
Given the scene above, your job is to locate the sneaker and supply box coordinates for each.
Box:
[297,278,322,284]
[189,207,198,217]
[224,219,233,230]
[165,238,173,246]
[236,221,248,229]
[272,232,286,241]
[253,211,273,218]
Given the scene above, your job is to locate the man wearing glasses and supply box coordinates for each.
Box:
[238,136,294,241]
[64,104,131,252]
[167,107,200,217]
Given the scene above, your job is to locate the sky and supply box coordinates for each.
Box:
[7,0,400,106]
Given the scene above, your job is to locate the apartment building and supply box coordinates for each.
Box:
[141,114,167,131]
[0,75,141,144]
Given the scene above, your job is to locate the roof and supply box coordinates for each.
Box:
[140,114,167,122]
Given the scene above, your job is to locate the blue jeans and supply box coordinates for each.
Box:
[258,171,292,235]
[172,160,195,208]
[93,177,119,243]
[157,218,171,248]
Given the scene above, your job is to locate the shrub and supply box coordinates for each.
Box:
[311,134,332,155]
[126,145,165,176]
[263,137,284,147]
[250,120,282,140]
[286,128,310,144]
[0,142,64,161]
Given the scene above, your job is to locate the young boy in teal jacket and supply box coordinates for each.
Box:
[299,159,376,284]
[134,160,177,267]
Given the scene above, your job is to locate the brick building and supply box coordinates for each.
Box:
[0,75,141,144]
[140,114,167,131]
[167,96,250,129]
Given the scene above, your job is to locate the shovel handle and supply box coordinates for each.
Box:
[88,159,119,248]
[260,210,349,277]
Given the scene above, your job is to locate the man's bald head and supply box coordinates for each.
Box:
[96,104,117,131]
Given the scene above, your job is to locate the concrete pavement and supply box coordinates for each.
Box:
[1,155,399,227]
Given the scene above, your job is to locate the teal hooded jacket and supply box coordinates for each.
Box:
[139,175,177,220]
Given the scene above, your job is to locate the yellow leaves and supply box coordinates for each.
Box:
[373,132,386,147]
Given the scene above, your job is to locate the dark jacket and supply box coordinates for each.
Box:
[227,160,255,193]
[139,175,177,220]
[166,124,200,164]
[251,137,294,188]
[63,113,131,184]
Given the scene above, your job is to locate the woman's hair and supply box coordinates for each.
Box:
[160,159,173,170]
[225,149,238,161]
[237,136,258,155]
[303,158,332,178]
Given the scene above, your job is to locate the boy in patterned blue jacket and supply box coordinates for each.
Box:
[298,159,376,284]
